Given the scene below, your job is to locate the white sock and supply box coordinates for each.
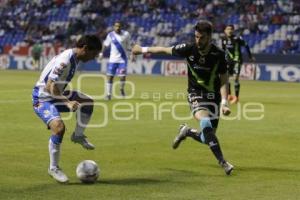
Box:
[106,82,112,95]
[49,138,60,170]
[74,111,91,137]
[120,81,125,90]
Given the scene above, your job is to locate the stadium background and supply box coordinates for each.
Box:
[0,0,299,82]
[0,1,300,200]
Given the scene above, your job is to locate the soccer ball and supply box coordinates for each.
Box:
[76,160,100,183]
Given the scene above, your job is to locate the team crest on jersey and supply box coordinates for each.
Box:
[53,63,67,75]
[199,56,205,64]
[43,110,51,118]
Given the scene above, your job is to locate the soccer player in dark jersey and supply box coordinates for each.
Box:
[221,24,255,104]
[132,21,234,175]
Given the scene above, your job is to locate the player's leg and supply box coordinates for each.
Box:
[106,63,117,100]
[117,63,127,97]
[227,64,234,101]
[196,108,234,175]
[173,93,215,148]
[194,110,225,162]
[232,62,242,103]
[119,76,126,97]
[172,94,233,174]
[62,91,95,150]
[106,75,114,100]
[33,101,68,183]
[173,109,224,160]
[48,119,69,183]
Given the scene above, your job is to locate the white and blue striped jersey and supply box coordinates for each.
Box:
[104,30,130,63]
[32,49,78,104]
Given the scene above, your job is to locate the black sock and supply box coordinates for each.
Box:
[228,82,231,95]
[186,129,202,143]
[202,127,225,163]
[234,81,240,97]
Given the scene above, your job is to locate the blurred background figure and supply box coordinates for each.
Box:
[31,41,43,70]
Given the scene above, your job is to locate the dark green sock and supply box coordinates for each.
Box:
[234,81,240,97]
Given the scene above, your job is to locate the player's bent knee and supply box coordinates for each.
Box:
[81,101,94,115]
[49,120,65,136]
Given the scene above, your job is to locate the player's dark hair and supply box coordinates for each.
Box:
[194,20,213,35]
[76,35,102,51]
[225,24,235,29]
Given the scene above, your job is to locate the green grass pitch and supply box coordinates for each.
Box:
[0,70,299,200]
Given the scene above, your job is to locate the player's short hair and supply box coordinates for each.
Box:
[194,20,213,35]
[76,35,102,51]
[114,21,123,28]
[225,24,235,29]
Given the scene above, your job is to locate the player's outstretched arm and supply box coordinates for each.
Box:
[132,44,172,55]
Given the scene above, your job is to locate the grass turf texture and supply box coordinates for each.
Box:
[0,70,299,200]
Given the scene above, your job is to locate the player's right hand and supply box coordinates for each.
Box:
[221,105,231,116]
[67,101,81,111]
[132,44,142,55]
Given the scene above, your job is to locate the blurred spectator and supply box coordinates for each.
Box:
[31,42,43,70]
[281,38,298,54]
[0,0,298,54]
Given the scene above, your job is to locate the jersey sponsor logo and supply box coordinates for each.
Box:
[53,63,67,75]
[188,56,194,61]
[192,64,209,70]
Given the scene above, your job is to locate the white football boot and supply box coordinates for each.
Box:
[48,167,69,183]
[220,161,234,175]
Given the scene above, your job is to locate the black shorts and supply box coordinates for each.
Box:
[228,61,242,76]
[187,91,221,128]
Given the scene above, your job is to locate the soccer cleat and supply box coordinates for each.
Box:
[105,94,111,100]
[172,124,190,149]
[71,132,95,150]
[220,161,234,175]
[230,96,239,104]
[48,167,69,183]
[120,89,126,98]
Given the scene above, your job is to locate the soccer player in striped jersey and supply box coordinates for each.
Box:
[99,21,134,100]
[32,35,102,183]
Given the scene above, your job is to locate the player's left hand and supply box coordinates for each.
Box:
[132,44,142,55]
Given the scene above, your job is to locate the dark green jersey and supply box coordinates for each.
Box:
[221,35,252,63]
[172,43,227,93]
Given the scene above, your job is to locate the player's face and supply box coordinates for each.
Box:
[224,26,234,37]
[114,23,122,34]
[195,31,210,50]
